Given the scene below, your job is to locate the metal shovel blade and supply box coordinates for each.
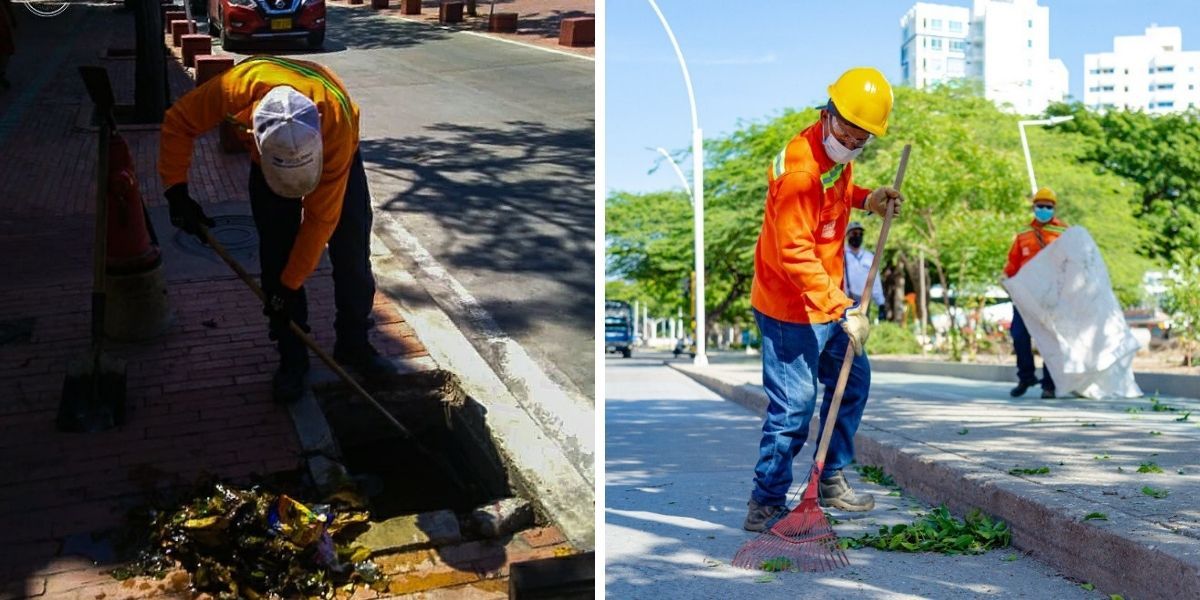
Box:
[58,353,128,432]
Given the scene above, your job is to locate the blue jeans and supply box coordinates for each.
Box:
[751,309,872,506]
[1011,308,1054,390]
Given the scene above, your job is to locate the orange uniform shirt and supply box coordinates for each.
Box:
[159,56,361,290]
[1003,218,1068,278]
[751,120,872,324]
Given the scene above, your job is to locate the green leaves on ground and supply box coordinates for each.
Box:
[759,557,792,572]
[854,464,897,488]
[1137,462,1164,473]
[1029,417,1044,423]
[1081,582,1095,591]
[1142,486,1169,499]
[1093,453,1111,461]
[838,506,1010,555]
[1176,411,1191,422]
[1008,466,1051,476]
[1083,512,1109,521]
[1149,396,1178,412]
[1149,430,1163,436]
[1126,406,1142,414]
[957,428,969,435]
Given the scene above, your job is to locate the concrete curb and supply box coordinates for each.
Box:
[371,251,595,550]
[668,362,1200,600]
[871,358,1200,400]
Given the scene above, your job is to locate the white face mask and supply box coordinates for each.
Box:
[822,116,864,164]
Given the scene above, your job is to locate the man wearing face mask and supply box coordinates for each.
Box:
[744,67,904,531]
[844,221,886,321]
[1003,187,1068,399]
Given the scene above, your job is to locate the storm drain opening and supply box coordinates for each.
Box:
[315,369,527,520]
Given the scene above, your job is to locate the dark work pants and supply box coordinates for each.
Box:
[1011,307,1054,390]
[249,150,376,365]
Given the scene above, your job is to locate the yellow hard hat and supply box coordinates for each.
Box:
[827,67,894,137]
[1033,187,1057,205]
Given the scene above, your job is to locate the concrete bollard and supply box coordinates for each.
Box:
[195,54,235,84]
[439,1,463,23]
[558,16,594,47]
[180,34,211,68]
[400,0,419,14]
[489,12,518,33]
[163,10,185,32]
[170,20,192,47]
[371,0,388,8]
[105,263,171,342]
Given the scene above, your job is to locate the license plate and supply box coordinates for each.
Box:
[270,18,292,30]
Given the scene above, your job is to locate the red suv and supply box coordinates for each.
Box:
[208,0,326,51]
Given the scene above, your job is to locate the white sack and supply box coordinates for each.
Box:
[1002,226,1142,399]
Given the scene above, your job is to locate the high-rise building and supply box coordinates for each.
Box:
[900,0,1069,115]
[900,3,971,89]
[1083,25,1200,114]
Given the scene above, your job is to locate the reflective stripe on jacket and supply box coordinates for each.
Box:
[1003,218,1068,278]
[158,57,361,290]
[751,120,872,324]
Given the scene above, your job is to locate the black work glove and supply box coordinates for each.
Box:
[165,183,215,240]
[263,287,309,339]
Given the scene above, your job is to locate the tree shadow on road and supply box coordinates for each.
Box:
[358,119,594,338]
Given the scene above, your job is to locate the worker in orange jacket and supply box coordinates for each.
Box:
[744,67,904,532]
[159,56,393,403]
[1003,187,1068,399]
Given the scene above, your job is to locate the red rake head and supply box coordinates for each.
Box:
[732,466,848,572]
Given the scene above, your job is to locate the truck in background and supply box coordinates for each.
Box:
[605,301,634,358]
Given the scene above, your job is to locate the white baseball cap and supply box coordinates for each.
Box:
[253,86,322,198]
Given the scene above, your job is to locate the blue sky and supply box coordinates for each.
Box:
[605,0,1200,194]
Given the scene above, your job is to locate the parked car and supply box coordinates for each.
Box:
[208,0,326,51]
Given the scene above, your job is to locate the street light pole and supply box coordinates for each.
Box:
[647,0,707,365]
[1017,116,1074,195]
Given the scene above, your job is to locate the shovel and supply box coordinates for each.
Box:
[58,66,128,432]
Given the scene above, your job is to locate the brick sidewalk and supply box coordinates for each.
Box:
[0,5,431,596]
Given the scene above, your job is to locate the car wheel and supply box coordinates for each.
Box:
[307,29,325,49]
[220,26,240,52]
[207,16,218,36]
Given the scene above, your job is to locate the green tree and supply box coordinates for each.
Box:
[1162,249,1200,366]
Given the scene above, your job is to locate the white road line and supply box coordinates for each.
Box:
[373,211,595,480]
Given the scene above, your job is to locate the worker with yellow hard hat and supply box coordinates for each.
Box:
[744,67,905,532]
[1003,187,1068,399]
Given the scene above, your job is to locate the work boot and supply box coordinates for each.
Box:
[743,499,788,532]
[333,341,396,379]
[272,352,310,404]
[1041,388,1056,399]
[1009,380,1039,397]
[818,470,875,512]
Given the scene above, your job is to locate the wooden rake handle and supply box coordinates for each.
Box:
[197,224,419,443]
[811,144,911,471]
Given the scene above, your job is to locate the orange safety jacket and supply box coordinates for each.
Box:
[158,56,361,290]
[1003,218,1068,278]
[750,120,873,324]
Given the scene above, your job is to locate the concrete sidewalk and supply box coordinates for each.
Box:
[670,353,1200,600]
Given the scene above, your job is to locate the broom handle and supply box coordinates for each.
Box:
[811,144,911,471]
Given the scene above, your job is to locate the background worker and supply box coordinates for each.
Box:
[159,57,393,403]
[844,221,886,321]
[1003,187,1068,399]
[745,67,904,532]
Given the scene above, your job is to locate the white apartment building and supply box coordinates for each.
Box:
[900,3,971,88]
[901,0,1069,115]
[1083,26,1200,114]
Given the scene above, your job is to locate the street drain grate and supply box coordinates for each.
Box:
[314,370,515,519]
[0,317,35,346]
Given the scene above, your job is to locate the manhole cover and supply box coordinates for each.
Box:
[0,318,35,346]
[175,215,259,262]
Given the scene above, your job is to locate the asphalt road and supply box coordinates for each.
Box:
[605,356,1099,599]
[219,6,595,403]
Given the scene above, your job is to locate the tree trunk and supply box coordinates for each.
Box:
[466,0,477,16]
[934,261,959,360]
[133,0,168,123]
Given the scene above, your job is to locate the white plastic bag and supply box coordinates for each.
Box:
[1002,227,1142,399]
